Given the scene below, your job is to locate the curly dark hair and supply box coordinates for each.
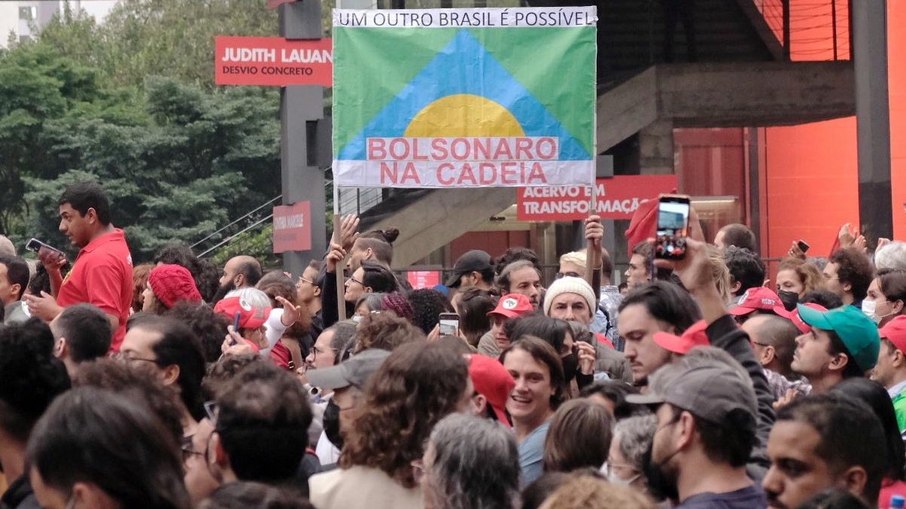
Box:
[164,302,230,364]
[339,342,469,488]
[723,246,766,296]
[354,311,425,353]
[0,318,71,442]
[494,247,542,276]
[407,288,454,334]
[829,247,874,302]
[202,354,265,401]
[75,359,184,445]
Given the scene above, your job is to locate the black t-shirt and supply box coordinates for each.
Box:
[0,475,41,509]
[676,484,767,509]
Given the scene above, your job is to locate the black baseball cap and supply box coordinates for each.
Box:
[446,250,493,287]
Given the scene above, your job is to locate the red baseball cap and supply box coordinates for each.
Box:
[730,287,782,316]
[653,320,709,355]
[214,295,271,330]
[774,303,828,334]
[468,354,515,426]
[488,293,535,320]
[880,316,906,354]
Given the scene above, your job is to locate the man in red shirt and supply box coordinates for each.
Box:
[25,182,133,351]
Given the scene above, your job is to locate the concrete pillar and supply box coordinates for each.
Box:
[853,0,893,241]
[279,1,327,276]
[638,119,675,174]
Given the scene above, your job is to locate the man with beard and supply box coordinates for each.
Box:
[762,394,885,509]
[619,237,775,472]
[496,260,542,311]
[617,281,701,387]
[628,350,766,508]
[212,255,262,303]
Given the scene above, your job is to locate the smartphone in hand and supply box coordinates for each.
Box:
[25,238,65,257]
[438,313,460,336]
[654,195,691,260]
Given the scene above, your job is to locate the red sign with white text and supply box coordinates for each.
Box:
[215,36,332,87]
[407,271,441,290]
[273,202,312,253]
[517,175,679,221]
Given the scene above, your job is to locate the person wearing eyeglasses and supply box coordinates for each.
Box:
[118,315,206,441]
[606,415,657,493]
[296,260,324,336]
[343,260,399,307]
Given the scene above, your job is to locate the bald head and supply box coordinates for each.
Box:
[220,255,262,290]
[741,314,799,376]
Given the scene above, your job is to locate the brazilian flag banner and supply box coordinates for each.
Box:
[332,7,597,189]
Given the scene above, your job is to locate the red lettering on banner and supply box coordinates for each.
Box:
[493,140,513,160]
[515,138,533,160]
[381,162,422,185]
[431,139,448,159]
[368,138,386,159]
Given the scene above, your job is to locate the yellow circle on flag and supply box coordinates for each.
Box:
[404,94,525,137]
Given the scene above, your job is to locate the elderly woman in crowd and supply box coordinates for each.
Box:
[421,413,520,509]
[606,415,658,496]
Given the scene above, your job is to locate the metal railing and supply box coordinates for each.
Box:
[192,195,281,258]
[751,0,850,61]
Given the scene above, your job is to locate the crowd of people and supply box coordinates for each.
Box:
[1,181,905,509]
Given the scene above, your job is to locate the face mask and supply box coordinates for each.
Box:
[323,398,344,451]
[862,299,882,325]
[561,352,579,382]
[863,299,895,325]
[778,290,799,312]
[604,465,640,486]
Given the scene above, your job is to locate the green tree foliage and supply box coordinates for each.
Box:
[41,0,279,89]
[18,76,280,261]
[0,1,286,262]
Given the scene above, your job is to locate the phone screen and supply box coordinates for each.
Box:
[439,313,459,336]
[655,196,691,260]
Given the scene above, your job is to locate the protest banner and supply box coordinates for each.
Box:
[331,7,597,188]
[215,36,333,87]
[516,175,679,221]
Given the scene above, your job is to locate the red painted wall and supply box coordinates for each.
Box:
[891,2,906,240]
[762,118,859,261]
[763,1,905,265]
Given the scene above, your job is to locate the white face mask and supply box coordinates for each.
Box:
[862,299,881,324]
[601,461,641,486]
[608,472,641,486]
[863,299,893,325]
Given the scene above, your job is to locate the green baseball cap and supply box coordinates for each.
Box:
[797,304,881,373]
